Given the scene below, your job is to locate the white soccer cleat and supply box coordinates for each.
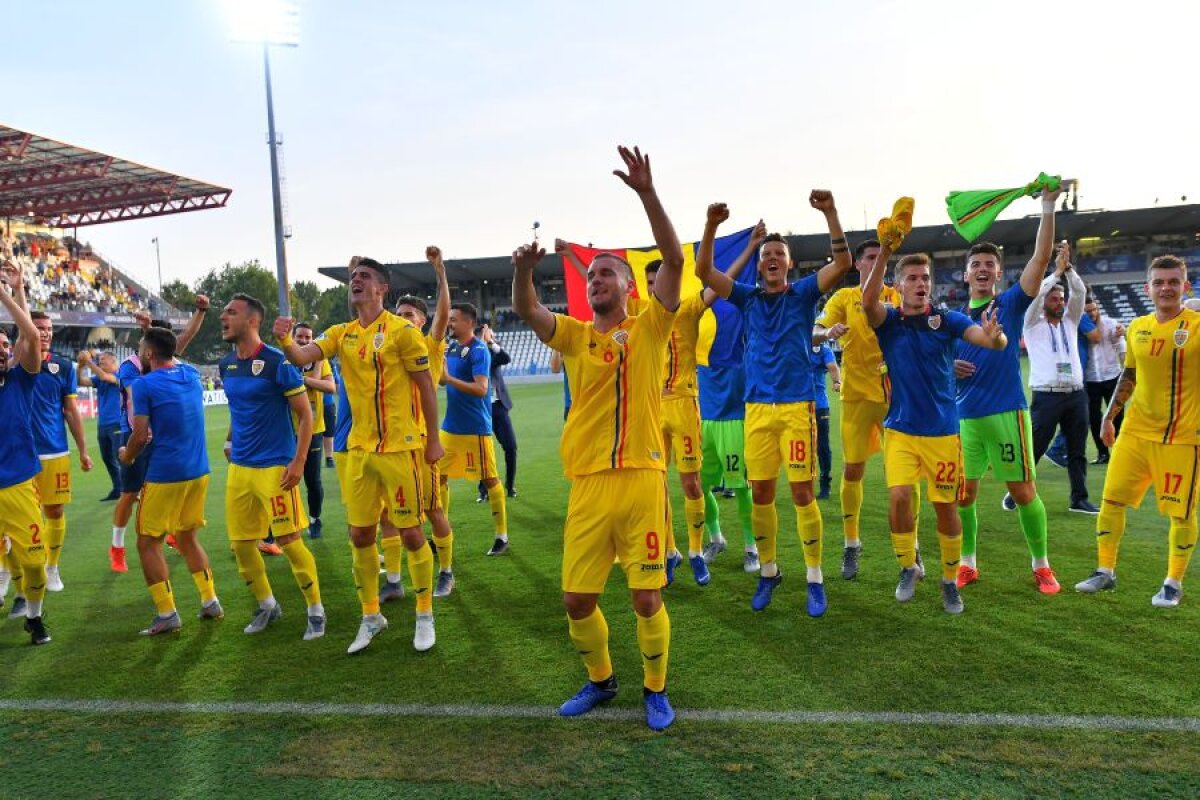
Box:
[347,613,388,654]
[413,612,435,652]
[45,566,64,592]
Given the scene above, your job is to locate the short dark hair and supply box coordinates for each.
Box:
[854,239,881,260]
[396,295,428,318]
[451,302,478,323]
[1148,254,1188,281]
[644,259,663,275]
[761,233,789,250]
[357,257,390,287]
[231,293,266,320]
[293,321,314,333]
[967,242,1002,262]
[141,326,177,362]
[30,310,49,322]
[150,319,172,330]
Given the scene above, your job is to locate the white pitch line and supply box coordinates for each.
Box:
[0,698,1197,732]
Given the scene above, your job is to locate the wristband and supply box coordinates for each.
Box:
[279,333,294,347]
[1042,199,1056,214]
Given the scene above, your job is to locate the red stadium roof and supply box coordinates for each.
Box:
[0,124,231,227]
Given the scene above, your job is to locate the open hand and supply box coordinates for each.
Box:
[613,145,653,193]
[512,241,545,273]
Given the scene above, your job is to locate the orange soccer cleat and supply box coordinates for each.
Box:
[109,546,128,573]
[258,541,284,556]
[956,564,979,589]
[1033,567,1061,595]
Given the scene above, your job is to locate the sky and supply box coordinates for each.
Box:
[7,0,1198,292]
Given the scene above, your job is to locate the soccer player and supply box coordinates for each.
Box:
[28,311,93,592]
[952,189,1062,593]
[862,210,1006,614]
[293,322,335,539]
[1075,255,1200,607]
[0,262,52,644]
[120,326,223,636]
[696,194,853,616]
[77,350,123,501]
[219,294,325,640]
[513,145,681,731]
[810,340,841,500]
[276,256,443,654]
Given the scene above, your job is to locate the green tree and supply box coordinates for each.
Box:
[315,283,351,328]
[161,279,193,311]
[291,280,322,323]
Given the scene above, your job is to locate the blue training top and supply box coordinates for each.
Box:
[726,274,822,404]
[30,353,76,456]
[0,366,43,489]
[219,343,306,468]
[955,282,1034,419]
[876,306,975,437]
[810,342,836,412]
[131,363,209,483]
[442,337,492,436]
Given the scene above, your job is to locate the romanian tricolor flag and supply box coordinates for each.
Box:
[560,226,761,366]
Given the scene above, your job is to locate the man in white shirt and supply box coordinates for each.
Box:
[1022,243,1098,514]
[1083,296,1125,464]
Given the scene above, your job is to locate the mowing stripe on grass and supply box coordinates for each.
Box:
[1,698,1197,732]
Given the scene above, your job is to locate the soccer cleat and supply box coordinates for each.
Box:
[244,603,282,634]
[308,518,323,539]
[1033,567,1061,595]
[750,572,783,611]
[45,566,64,592]
[1045,448,1068,468]
[956,564,979,589]
[1069,500,1100,515]
[166,534,178,551]
[743,550,760,573]
[303,615,327,640]
[258,541,284,556]
[1001,493,1017,511]
[941,580,964,614]
[486,537,509,556]
[197,599,224,620]
[380,579,406,603]
[109,546,128,573]
[689,555,711,587]
[8,596,27,620]
[433,571,455,598]
[664,551,683,587]
[139,611,182,636]
[806,582,827,617]
[1092,452,1110,465]
[644,689,676,731]
[1075,571,1116,593]
[841,545,861,580]
[559,677,618,717]
[24,615,51,645]
[475,494,485,503]
[100,490,121,502]
[702,538,726,565]
[324,456,334,469]
[1151,584,1182,609]
[817,481,832,500]
[507,488,518,498]
[413,612,436,651]
[347,613,388,654]
[895,566,919,602]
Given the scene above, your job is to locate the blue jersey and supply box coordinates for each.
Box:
[810,343,836,411]
[219,344,306,468]
[1077,313,1096,375]
[333,369,353,454]
[96,377,123,427]
[30,353,77,457]
[117,356,142,435]
[0,366,42,489]
[698,363,746,422]
[955,283,1034,419]
[876,307,975,437]
[442,337,492,435]
[132,363,209,483]
[727,275,822,403]
[323,361,340,408]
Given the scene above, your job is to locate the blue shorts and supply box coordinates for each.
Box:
[119,433,152,494]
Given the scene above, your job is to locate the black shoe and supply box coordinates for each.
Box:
[817,482,831,500]
[476,494,486,503]
[309,518,323,539]
[486,537,509,556]
[1092,453,1110,465]
[24,615,51,645]
[324,457,335,469]
[1069,500,1100,515]
[507,488,517,498]
[100,490,120,502]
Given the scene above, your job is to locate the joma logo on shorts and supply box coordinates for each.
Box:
[641,564,664,572]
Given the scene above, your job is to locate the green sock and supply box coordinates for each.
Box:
[703,489,722,538]
[735,487,755,550]
[1017,494,1049,560]
[958,503,978,559]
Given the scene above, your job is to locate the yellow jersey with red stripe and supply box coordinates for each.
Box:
[315,310,429,453]
[817,284,901,404]
[413,332,446,432]
[1121,308,1200,445]
[662,292,706,398]
[549,297,676,479]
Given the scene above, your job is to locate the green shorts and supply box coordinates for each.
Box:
[700,419,746,490]
[960,409,1036,484]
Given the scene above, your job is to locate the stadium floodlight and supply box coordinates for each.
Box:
[226,0,299,316]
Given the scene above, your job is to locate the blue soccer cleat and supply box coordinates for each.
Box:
[750,572,783,611]
[806,581,827,617]
[644,689,675,731]
[559,678,618,717]
[689,555,710,587]
[664,551,683,587]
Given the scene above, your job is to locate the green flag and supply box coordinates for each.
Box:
[945,172,1061,242]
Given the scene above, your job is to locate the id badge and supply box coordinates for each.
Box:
[1055,361,1073,379]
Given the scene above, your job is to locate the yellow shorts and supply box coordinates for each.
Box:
[841,399,888,464]
[744,402,816,483]
[883,430,963,504]
[33,454,71,506]
[439,432,497,481]
[334,451,351,498]
[225,463,309,541]
[0,479,47,563]
[137,476,209,538]
[563,469,668,593]
[1103,436,1200,520]
[344,449,424,530]
[661,395,702,474]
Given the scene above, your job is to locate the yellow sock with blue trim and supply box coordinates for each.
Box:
[567,607,612,682]
[636,604,670,692]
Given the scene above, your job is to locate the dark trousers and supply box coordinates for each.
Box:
[1086,378,1124,457]
[816,407,832,486]
[1031,389,1090,504]
[322,404,336,443]
[98,423,123,494]
[479,402,518,496]
[304,445,323,520]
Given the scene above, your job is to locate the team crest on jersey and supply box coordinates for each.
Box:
[373,332,385,350]
[47,362,60,375]
[251,359,265,376]
[928,314,942,330]
[812,345,821,354]
[611,329,629,346]
[1174,328,1190,348]
[460,346,470,358]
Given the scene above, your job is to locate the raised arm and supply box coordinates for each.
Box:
[0,262,40,373]
[702,218,765,308]
[426,246,451,341]
[554,239,588,282]
[861,239,893,328]
[697,203,735,299]
[811,191,854,293]
[175,295,209,355]
[614,145,682,312]
[1018,188,1062,297]
[511,242,556,342]
[273,316,325,367]
[1025,243,1069,329]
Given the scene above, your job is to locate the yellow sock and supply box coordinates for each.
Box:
[282,540,321,607]
[191,569,217,604]
[439,481,450,515]
[795,501,823,569]
[840,478,863,544]
[937,529,961,582]
[912,483,922,545]
[1167,516,1198,583]
[232,540,273,604]
[149,580,175,615]
[890,530,917,568]
[382,535,405,581]
[486,482,508,537]
[352,544,381,615]
[13,545,42,602]
[751,503,778,565]
[567,607,612,682]
[407,539,434,614]
[636,604,670,692]
[45,514,66,567]
[433,531,454,572]
[684,495,706,554]
[1096,503,1127,571]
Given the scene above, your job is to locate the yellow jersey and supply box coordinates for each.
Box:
[816,284,901,404]
[413,331,447,432]
[1121,308,1200,445]
[296,359,333,436]
[627,294,648,317]
[549,297,676,479]
[315,310,430,453]
[662,291,707,398]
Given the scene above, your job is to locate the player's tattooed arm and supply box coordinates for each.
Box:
[614,145,682,312]
[697,203,734,300]
[511,242,556,343]
[1101,367,1135,447]
[426,246,451,341]
[812,191,853,293]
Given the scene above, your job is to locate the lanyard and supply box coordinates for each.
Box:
[1049,322,1071,357]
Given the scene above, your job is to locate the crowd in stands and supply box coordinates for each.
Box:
[5,231,145,314]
